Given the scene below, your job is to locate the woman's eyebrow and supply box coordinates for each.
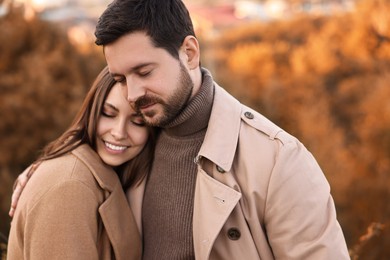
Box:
[104,102,119,112]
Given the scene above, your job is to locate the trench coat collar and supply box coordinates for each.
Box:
[197,84,242,172]
[72,144,142,260]
[194,85,243,259]
[72,144,117,192]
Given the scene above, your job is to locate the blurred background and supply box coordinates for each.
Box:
[0,0,389,259]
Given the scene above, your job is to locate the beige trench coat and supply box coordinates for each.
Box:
[128,84,350,260]
[7,145,141,260]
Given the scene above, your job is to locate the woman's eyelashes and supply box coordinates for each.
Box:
[101,110,115,118]
[131,115,146,127]
[114,76,126,83]
[101,108,145,127]
[101,105,117,117]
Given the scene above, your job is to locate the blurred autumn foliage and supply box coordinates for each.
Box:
[0,4,106,255]
[201,0,390,258]
[1,0,390,259]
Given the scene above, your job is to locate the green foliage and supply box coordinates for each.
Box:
[0,7,106,242]
[202,0,390,258]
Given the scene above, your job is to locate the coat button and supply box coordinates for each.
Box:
[244,111,254,119]
[227,228,241,240]
[216,165,225,173]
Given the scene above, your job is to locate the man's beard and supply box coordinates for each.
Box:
[134,62,194,127]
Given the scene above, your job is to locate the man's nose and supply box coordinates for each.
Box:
[124,78,146,103]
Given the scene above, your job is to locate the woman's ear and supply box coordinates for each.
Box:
[181,35,200,70]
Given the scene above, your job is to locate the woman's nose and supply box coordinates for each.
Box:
[111,120,127,140]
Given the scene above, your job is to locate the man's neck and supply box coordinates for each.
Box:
[188,66,203,99]
[163,68,214,137]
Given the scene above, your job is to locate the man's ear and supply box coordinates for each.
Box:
[181,35,200,70]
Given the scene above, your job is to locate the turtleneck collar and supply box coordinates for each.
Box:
[164,68,215,137]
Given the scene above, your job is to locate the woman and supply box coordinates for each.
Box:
[7,66,156,260]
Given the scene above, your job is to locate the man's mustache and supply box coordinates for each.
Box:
[134,95,163,111]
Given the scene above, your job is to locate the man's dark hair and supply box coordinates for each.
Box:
[95,0,196,59]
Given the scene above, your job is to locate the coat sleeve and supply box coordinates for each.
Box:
[23,179,101,260]
[264,139,350,259]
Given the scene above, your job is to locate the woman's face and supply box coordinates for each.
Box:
[96,83,149,167]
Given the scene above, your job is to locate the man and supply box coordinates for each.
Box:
[11,0,350,259]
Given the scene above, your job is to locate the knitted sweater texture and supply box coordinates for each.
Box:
[142,69,214,260]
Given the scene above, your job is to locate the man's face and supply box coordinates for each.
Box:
[104,32,194,127]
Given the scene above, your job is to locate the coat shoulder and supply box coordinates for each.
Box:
[19,152,103,211]
[41,152,100,189]
[239,104,298,146]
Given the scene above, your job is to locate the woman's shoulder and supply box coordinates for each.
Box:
[36,145,97,182]
[12,146,108,224]
[19,144,120,207]
[71,144,121,192]
[19,145,109,204]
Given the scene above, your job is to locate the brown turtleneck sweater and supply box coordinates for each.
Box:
[142,69,214,260]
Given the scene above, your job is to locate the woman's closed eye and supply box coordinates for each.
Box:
[102,104,118,118]
[114,76,126,83]
[131,114,146,126]
[101,110,115,118]
[132,121,146,127]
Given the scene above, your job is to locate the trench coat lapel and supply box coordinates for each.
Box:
[99,187,142,260]
[72,145,142,260]
[198,85,241,172]
[193,167,241,260]
[192,84,243,259]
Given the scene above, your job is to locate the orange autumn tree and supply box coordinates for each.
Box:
[0,6,105,243]
[203,0,390,258]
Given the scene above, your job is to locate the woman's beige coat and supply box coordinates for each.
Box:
[7,145,141,260]
[127,83,350,260]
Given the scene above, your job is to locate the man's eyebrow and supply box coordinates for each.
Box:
[110,62,157,77]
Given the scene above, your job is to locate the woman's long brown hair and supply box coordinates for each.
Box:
[31,66,156,189]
